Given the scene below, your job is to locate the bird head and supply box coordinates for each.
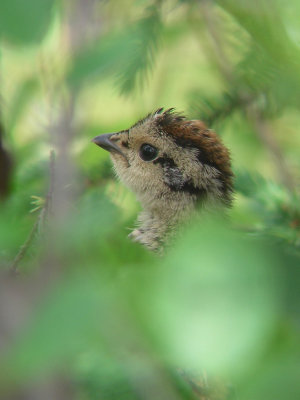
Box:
[92,108,233,207]
[93,108,233,250]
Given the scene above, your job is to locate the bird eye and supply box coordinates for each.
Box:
[139,144,158,161]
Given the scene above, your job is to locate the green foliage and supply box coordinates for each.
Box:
[236,171,300,250]
[189,90,248,127]
[68,2,162,94]
[0,0,300,399]
[137,218,281,371]
[117,4,162,94]
[189,0,300,124]
[7,78,40,135]
[0,0,56,45]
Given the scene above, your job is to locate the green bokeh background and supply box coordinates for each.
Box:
[0,1,299,399]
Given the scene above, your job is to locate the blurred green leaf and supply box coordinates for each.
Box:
[190,90,251,127]
[67,4,162,94]
[218,0,300,110]
[235,170,267,197]
[241,341,300,400]
[235,171,300,249]
[1,273,110,386]
[0,0,56,45]
[7,78,39,134]
[117,4,162,94]
[141,217,281,376]
[216,0,294,61]
[0,199,32,262]
[190,0,300,125]
[67,32,130,88]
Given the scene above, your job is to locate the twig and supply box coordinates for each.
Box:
[199,0,234,83]
[0,116,13,200]
[42,150,55,224]
[9,218,40,275]
[248,109,295,193]
[199,1,295,192]
[9,150,56,275]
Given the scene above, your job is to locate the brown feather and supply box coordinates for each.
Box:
[154,110,233,201]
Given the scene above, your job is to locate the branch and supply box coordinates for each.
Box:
[248,109,295,193]
[0,118,13,200]
[9,150,55,275]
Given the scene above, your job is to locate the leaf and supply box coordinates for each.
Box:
[1,274,110,386]
[30,195,45,213]
[117,5,162,94]
[141,217,281,376]
[234,170,267,197]
[0,0,56,45]
[215,0,292,60]
[216,0,300,110]
[67,4,162,94]
[189,90,250,127]
[7,78,39,134]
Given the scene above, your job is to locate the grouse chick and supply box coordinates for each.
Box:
[93,108,233,251]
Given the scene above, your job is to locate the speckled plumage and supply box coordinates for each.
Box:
[93,108,233,251]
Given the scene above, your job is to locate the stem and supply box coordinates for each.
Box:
[248,109,295,192]
[9,150,55,275]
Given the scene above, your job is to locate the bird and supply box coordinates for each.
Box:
[92,107,233,252]
[92,107,234,399]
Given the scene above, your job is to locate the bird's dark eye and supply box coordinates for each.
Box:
[139,143,158,161]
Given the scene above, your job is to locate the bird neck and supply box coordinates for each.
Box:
[133,192,196,251]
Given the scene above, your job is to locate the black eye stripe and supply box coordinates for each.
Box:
[153,155,176,168]
[153,154,207,197]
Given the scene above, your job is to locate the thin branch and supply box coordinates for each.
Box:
[199,0,234,83]
[199,1,295,192]
[9,150,55,275]
[42,150,55,224]
[9,218,40,275]
[0,117,13,200]
[248,109,296,192]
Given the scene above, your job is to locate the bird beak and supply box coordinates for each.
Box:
[92,133,124,156]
